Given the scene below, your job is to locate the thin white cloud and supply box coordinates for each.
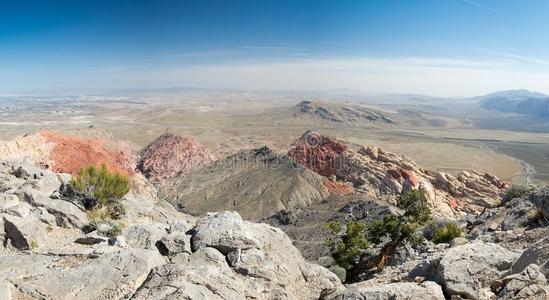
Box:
[7,52,549,97]
[460,0,504,15]
[94,55,549,97]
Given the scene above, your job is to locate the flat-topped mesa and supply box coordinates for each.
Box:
[137,133,216,183]
[288,131,510,217]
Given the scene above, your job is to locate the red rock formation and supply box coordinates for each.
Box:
[401,170,421,187]
[288,131,347,177]
[323,179,354,196]
[137,133,215,183]
[39,130,135,176]
[290,131,510,218]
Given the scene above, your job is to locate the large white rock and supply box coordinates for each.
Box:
[13,249,164,300]
[322,281,445,300]
[0,280,11,300]
[437,241,520,299]
[0,254,57,280]
[2,214,48,250]
[122,223,168,249]
[17,183,87,229]
[136,211,343,299]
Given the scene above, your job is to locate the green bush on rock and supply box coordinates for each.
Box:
[432,222,463,244]
[71,164,130,235]
[71,163,130,206]
[324,220,369,270]
[325,189,432,283]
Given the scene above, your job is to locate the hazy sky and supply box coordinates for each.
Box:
[2,0,549,96]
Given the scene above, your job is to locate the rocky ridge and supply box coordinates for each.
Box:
[159,146,334,221]
[294,101,395,125]
[288,131,509,218]
[0,130,547,300]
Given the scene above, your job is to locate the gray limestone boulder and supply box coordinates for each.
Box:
[135,211,343,300]
[321,281,445,300]
[13,249,164,300]
[495,264,548,300]
[2,214,48,250]
[512,237,549,277]
[437,241,520,299]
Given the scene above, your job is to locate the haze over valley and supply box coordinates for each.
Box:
[2,88,548,185]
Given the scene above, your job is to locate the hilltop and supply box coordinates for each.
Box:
[137,133,215,183]
[158,146,342,221]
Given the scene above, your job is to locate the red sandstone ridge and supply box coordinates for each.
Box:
[288,130,347,177]
[39,131,136,176]
[137,133,215,183]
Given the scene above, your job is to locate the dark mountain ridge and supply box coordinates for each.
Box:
[480,90,549,119]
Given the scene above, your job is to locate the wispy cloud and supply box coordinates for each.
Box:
[15,51,549,97]
[99,54,549,97]
[161,46,307,59]
[459,0,504,15]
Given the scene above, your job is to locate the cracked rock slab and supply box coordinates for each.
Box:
[12,249,164,300]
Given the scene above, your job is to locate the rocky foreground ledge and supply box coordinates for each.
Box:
[0,158,547,299]
[0,159,343,299]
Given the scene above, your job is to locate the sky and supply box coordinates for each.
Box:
[1,0,549,96]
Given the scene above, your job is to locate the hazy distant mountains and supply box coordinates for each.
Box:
[479,89,549,119]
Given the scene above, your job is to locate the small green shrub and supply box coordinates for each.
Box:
[71,164,130,219]
[71,163,130,206]
[87,206,111,222]
[503,184,531,203]
[72,164,129,236]
[367,214,399,244]
[432,222,463,244]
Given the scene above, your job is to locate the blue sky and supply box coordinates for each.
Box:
[1,0,549,96]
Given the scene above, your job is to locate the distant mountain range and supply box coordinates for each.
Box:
[479,89,549,119]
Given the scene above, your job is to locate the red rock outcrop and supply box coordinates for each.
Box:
[289,131,510,218]
[323,179,354,196]
[288,130,347,177]
[39,130,135,176]
[137,133,215,183]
